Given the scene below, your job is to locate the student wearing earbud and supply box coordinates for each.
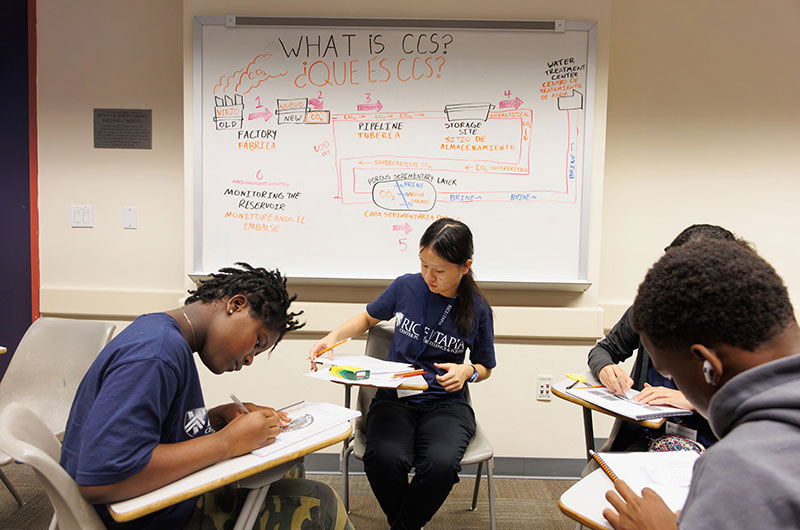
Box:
[587,224,749,451]
[603,239,800,530]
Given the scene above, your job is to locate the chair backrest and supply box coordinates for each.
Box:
[353,323,395,437]
[0,402,105,530]
[0,318,115,436]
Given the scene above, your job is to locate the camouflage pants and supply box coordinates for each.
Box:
[183,476,353,530]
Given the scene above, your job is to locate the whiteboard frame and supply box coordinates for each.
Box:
[192,16,597,291]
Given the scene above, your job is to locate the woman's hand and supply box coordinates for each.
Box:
[599,364,634,396]
[634,383,694,410]
[308,338,335,371]
[434,362,472,392]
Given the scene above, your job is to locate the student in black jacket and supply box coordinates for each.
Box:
[588,224,749,451]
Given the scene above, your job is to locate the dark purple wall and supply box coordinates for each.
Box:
[0,0,33,380]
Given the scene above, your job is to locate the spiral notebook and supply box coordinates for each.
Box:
[565,385,694,421]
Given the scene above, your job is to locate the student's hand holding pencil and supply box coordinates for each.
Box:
[603,479,678,530]
[210,401,289,430]
[307,337,351,371]
[221,408,286,456]
[599,364,634,396]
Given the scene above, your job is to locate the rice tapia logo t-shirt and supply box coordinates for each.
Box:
[367,273,496,403]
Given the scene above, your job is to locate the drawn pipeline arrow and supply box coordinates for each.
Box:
[499,96,523,110]
[248,108,273,121]
[393,223,413,235]
[357,100,383,112]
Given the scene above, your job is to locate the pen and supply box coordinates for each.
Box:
[589,450,619,482]
[392,369,427,379]
[278,400,305,412]
[314,337,352,358]
[615,375,630,396]
[229,393,249,414]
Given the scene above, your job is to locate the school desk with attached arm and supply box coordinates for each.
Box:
[558,450,698,529]
[108,421,353,530]
[551,373,665,459]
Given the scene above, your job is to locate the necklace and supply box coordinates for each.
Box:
[180,308,197,351]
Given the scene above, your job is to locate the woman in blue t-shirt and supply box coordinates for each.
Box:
[309,218,497,530]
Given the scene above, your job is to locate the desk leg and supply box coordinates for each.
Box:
[232,484,271,530]
[582,407,595,459]
[342,384,353,512]
[342,385,353,460]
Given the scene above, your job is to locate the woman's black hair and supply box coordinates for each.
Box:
[419,218,488,335]
[185,262,304,349]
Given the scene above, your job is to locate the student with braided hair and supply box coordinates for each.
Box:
[60,263,353,530]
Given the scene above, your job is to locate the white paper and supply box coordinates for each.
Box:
[306,355,419,388]
[599,451,699,511]
[565,385,694,421]
[315,355,413,372]
[251,401,360,457]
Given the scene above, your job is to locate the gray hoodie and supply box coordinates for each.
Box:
[678,353,800,529]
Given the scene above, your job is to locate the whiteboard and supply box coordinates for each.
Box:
[193,17,597,286]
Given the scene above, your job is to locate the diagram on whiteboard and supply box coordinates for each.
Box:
[198,22,596,282]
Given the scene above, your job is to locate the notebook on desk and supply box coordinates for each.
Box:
[559,450,700,529]
[565,385,694,421]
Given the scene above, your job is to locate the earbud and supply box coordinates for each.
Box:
[702,359,715,385]
[228,309,234,315]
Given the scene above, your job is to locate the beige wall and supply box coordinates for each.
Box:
[34,0,800,460]
[601,0,800,315]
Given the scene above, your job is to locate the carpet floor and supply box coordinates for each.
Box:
[0,463,579,529]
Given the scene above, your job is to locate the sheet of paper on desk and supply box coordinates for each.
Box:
[307,355,415,388]
[316,355,413,372]
[305,367,406,388]
[600,451,699,511]
[252,401,360,457]
[565,385,694,421]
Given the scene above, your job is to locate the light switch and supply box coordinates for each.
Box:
[123,206,137,229]
[71,205,93,228]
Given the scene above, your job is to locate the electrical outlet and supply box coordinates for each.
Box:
[537,375,552,401]
[123,206,137,229]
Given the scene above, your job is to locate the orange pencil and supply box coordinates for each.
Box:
[392,369,427,379]
[314,337,352,358]
[589,450,619,482]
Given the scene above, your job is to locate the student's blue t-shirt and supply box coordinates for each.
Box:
[60,313,209,530]
[366,273,496,403]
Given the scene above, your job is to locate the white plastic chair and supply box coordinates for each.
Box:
[0,402,105,529]
[341,322,496,529]
[0,317,115,505]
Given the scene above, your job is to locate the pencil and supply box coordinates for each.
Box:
[278,400,305,412]
[392,369,427,379]
[589,450,619,482]
[314,337,352,358]
[229,393,249,414]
